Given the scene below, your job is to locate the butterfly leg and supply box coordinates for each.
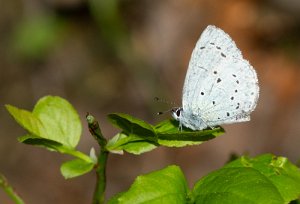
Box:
[179,123,183,131]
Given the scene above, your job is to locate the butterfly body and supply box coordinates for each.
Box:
[172,25,259,130]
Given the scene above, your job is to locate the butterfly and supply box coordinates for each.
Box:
[171,25,259,130]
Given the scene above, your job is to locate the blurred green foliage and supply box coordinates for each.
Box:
[12,15,65,59]
[89,0,128,49]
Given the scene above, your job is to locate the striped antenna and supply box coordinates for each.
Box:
[154,97,175,105]
[157,109,173,115]
[154,97,176,115]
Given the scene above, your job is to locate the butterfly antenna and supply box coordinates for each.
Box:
[156,109,173,115]
[154,97,175,105]
[154,97,176,115]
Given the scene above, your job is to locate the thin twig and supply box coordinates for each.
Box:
[86,113,109,204]
[0,173,25,204]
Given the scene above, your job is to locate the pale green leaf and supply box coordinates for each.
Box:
[106,132,157,155]
[32,96,82,148]
[6,105,47,139]
[60,159,94,179]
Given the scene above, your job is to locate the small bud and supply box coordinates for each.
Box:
[89,147,98,164]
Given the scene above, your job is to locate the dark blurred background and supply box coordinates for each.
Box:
[1,0,300,203]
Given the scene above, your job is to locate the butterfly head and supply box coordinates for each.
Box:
[171,107,183,121]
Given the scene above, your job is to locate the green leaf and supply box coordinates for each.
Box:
[18,134,93,163]
[6,95,93,165]
[106,132,157,155]
[154,119,178,132]
[6,105,47,139]
[224,154,300,202]
[32,96,82,148]
[193,154,300,204]
[156,120,224,147]
[107,113,155,139]
[18,134,63,151]
[60,159,94,179]
[106,113,225,154]
[107,192,125,204]
[195,167,284,204]
[290,199,300,204]
[6,95,82,148]
[108,165,190,204]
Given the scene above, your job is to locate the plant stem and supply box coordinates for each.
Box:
[95,148,109,204]
[86,113,109,204]
[0,174,25,204]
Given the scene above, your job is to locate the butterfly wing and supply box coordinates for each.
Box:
[199,58,259,125]
[182,25,259,128]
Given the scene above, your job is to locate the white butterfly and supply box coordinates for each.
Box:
[171,25,259,130]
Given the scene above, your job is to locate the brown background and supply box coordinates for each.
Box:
[1,0,300,203]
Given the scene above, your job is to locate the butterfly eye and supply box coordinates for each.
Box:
[176,109,181,117]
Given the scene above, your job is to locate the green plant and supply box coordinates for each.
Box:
[3,95,300,204]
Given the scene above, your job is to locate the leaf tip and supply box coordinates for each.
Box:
[4,104,15,113]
